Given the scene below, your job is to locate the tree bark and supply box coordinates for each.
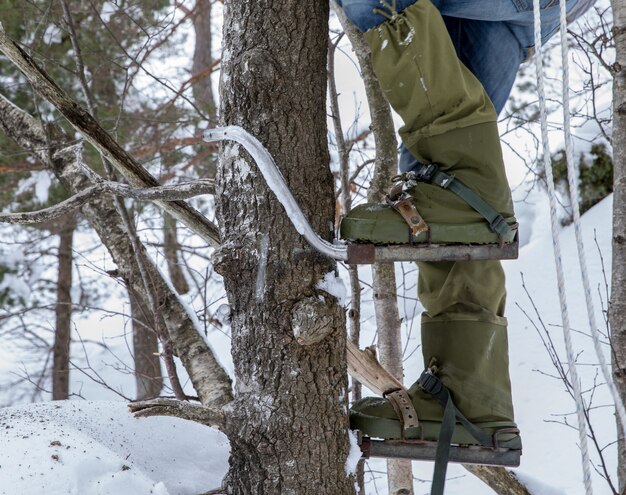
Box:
[217,2,354,493]
[463,466,531,495]
[192,0,217,122]
[610,1,626,491]
[129,287,164,401]
[52,219,75,400]
[164,213,190,295]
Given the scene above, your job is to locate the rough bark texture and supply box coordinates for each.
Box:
[129,288,164,400]
[52,220,75,400]
[611,2,626,491]
[217,2,354,493]
[463,466,531,495]
[0,94,233,408]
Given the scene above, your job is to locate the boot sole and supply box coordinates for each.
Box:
[340,203,517,245]
[350,411,522,450]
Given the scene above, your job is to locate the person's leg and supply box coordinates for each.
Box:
[398,0,578,172]
[339,0,519,443]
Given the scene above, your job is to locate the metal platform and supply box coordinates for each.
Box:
[346,237,519,265]
[359,436,521,467]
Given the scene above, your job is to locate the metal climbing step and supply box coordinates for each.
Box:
[345,235,518,265]
[203,127,519,264]
[359,436,522,467]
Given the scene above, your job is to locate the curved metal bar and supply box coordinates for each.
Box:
[204,126,348,262]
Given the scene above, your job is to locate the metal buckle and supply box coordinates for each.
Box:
[492,427,521,450]
[386,193,429,237]
[417,369,443,396]
[413,163,440,183]
[489,214,507,235]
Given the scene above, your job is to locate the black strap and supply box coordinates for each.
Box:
[418,368,520,495]
[405,164,512,238]
[431,395,456,495]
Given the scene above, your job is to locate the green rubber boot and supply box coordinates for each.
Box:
[350,320,521,448]
[340,0,517,245]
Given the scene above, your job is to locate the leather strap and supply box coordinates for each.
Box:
[387,195,429,237]
[418,367,521,495]
[384,388,420,436]
[404,164,513,238]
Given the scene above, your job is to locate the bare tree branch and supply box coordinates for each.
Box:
[463,465,531,495]
[0,93,233,408]
[0,171,215,225]
[0,25,220,246]
[129,398,227,432]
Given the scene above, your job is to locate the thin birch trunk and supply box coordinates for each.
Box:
[328,29,366,494]
[52,219,75,400]
[0,94,233,408]
[163,213,190,295]
[129,288,164,400]
[335,8,414,494]
[610,1,626,491]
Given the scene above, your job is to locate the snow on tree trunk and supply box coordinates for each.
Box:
[216,2,355,493]
[610,1,626,490]
[52,219,75,400]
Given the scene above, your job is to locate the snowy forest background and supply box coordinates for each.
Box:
[0,0,621,494]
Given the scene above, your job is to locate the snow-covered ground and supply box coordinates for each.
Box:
[0,401,228,495]
[0,190,618,495]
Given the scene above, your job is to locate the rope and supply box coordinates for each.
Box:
[532,1,593,493]
[558,0,626,444]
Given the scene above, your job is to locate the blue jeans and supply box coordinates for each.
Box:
[336,0,579,172]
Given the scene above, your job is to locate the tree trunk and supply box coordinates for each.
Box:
[217,2,354,493]
[336,10,414,494]
[163,213,190,295]
[52,219,75,400]
[129,288,164,400]
[610,1,626,491]
[192,0,217,122]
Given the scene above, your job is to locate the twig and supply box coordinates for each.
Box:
[0,26,220,246]
[0,175,215,225]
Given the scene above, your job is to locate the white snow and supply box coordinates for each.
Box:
[15,171,52,205]
[345,430,362,477]
[317,271,348,306]
[255,233,270,301]
[0,401,229,495]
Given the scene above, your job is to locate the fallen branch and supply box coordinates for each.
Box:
[463,465,531,495]
[0,25,220,246]
[129,398,227,432]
